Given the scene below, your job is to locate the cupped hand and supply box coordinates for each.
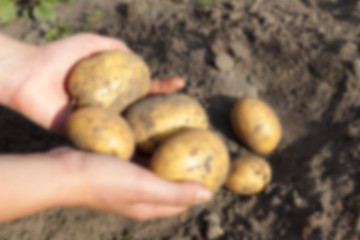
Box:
[0,147,212,223]
[6,33,185,133]
[50,147,211,221]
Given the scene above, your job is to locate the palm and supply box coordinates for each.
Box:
[12,34,184,133]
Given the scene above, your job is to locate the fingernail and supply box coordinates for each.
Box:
[174,77,185,86]
[196,189,212,204]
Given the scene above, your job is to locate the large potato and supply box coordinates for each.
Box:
[125,94,209,153]
[65,107,135,160]
[150,129,230,193]
[225,155,272,195]
[68,51,151,112]
[231,97,282,155]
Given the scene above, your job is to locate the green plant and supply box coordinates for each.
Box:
[0,0,17,24]
[45,22,71,40]
[82,9,103,31]
[32,0,59,22]
[0,0,70,24]
[199,0,216,7]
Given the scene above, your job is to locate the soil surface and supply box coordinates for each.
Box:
[1,0,360,239]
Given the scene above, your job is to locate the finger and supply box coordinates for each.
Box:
[149,77,185,95]
[134,170,212,206]
[128,203,188,221]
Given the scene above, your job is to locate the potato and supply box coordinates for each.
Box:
[150,129,230,193]
[225,155,271,195]
[125,94,209,153]
[68,51,151,112]
[231,97,282,155]
[65,107,135,160]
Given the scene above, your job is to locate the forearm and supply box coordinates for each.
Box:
[0,152,82,223]
[0,33,38,107]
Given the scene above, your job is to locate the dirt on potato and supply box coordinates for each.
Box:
[125,94,209,153]
[1,0,360,239]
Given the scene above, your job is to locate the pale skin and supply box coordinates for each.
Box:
[0,33,212,223]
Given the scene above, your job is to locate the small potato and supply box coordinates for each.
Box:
[225,155,271,195]
[150,129,230,193]
[65,107,135,160]
[231,97,282,155]
[125,94,209,153]
[68,51,151,112]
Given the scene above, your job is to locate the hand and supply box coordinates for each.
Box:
[0,147,212,223]
[53,148,212,220]
[1,33,185,132]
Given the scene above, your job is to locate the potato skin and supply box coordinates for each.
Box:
[231,98,282,155]
[125,94,209,153]
[150,129,230,193]
[225,155,272,195]
[65,107,135,160]
[68,51,151,112]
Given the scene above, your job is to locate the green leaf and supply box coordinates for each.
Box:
[82,9,103,31]
[87,9,102,23]
[199,0,215,7]
[0,0,17,24]
[45,22,71,41]
[23,9,30,19]
[33,2,56,22]
[40,0,59,8]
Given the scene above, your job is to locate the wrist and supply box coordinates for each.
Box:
[0,151,83,223]
[51,149,93,209]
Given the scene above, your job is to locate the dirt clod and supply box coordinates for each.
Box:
[229,40,252,62]
[203,212,223,240]
[339,41,358,61]
[214,51,235,72]
[353,58,360,79]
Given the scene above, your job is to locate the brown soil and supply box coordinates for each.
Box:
[1,0,360,239]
